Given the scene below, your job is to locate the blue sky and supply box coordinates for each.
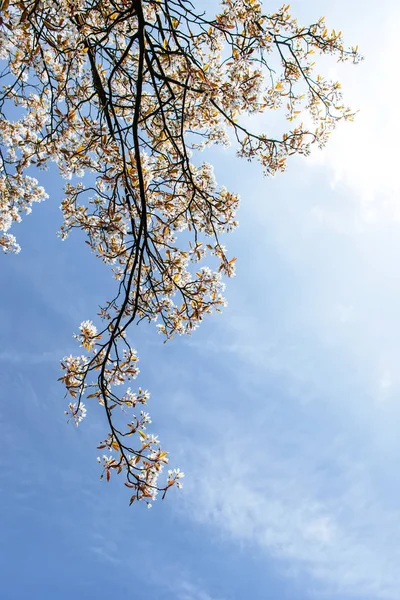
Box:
[2,1,400,599]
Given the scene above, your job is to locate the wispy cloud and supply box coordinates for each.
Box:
[0,350,60,364]
[176,405,400,599]
[168,287,400,600]
[307,9,400,227]
[174,579,225,600]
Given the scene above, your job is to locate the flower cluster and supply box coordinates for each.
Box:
[0,174,48,253]
[61,319,183,505]
[76,320,100,351]
[65,402,87,426]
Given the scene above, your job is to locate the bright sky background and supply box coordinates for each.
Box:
[2,1,400,599]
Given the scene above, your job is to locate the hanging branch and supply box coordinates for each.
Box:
[0,0,361,506]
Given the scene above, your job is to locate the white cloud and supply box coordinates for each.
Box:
[306,4,400,226]
[177,411,400,599]
[169,294,400,600]
[175,580,224,600]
